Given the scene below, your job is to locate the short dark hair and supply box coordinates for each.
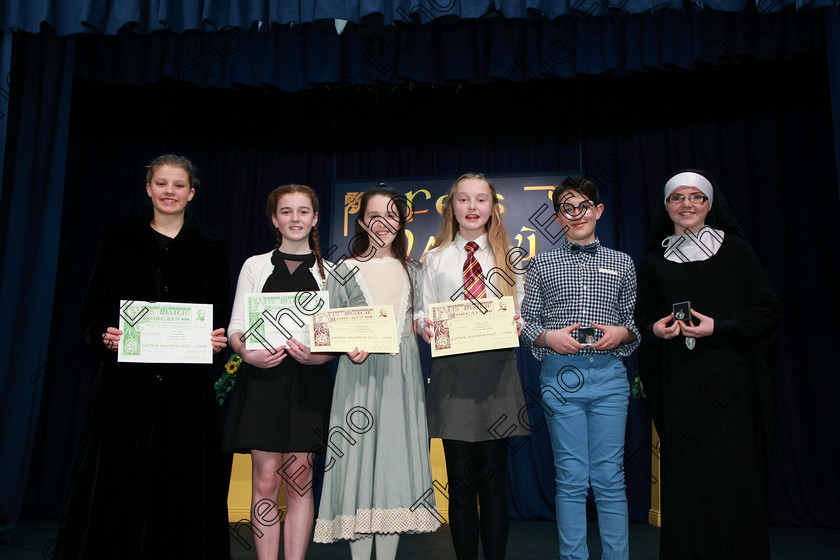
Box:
[552,176,600,210]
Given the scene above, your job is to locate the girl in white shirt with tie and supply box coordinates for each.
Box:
[420,172,528,560]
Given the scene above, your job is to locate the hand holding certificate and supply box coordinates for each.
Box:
[243,291,329,350]
[429,295,520,357]
[309,305,399,354]
[118,300,214,364]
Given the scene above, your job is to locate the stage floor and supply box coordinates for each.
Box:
[3,520,839,559]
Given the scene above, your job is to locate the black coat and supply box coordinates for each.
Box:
[56,209,231,560]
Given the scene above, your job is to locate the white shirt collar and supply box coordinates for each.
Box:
[454,232,488,251]
[662,226,725,263]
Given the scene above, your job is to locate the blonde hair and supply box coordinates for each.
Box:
[266,184,325,280]
[432,173,515,299]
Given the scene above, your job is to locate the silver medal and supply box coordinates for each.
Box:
[685,336,696,350]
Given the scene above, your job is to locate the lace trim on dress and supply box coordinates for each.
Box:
[313,507,443,543]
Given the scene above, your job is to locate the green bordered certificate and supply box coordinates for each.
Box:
[309,305,399,354]
[118,300,213,364]
[243,291,329,350]
[429,295,519,357]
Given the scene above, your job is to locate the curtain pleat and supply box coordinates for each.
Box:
[0,30,76,531]
[55,8,828,93]
[2,0,836,35]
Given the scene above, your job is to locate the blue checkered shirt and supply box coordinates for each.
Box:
[521,238,640,361]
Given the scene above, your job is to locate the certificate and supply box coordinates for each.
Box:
[118,300,213,364]
[429,296,519,357]
[243,291,329,350]
[310,305,399,354]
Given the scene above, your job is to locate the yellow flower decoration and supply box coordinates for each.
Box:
[216,354,243,405]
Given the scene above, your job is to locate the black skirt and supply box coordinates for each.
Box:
[223,359,333,453]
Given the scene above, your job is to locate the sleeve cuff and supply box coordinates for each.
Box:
[520,324,543,348]
[715,319,737,337]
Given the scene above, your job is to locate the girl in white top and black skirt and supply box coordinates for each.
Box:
[224,184,364,560]
[419,173,528,560]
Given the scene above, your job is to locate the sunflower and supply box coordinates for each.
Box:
[215,354,242,405]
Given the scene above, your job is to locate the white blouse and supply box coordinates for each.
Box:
[421,233,525,319]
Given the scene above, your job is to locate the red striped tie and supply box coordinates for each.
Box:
[463,241,486,300]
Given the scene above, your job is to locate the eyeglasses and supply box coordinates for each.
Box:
[667,193,708,205]
[555,200,595,219]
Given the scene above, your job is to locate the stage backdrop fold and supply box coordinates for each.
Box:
[0,30,76,531]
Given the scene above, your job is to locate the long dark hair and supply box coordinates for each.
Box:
[352,183,417,312]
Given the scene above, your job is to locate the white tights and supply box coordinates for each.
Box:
[349,534,400,560]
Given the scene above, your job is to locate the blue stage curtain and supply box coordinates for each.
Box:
[1,0,836,34]
[60,8,827,92]
[0,30,76,532]
[0,31,11,201]
[826,7,840,201]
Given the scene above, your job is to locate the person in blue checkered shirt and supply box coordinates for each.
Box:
[521,176,640,560]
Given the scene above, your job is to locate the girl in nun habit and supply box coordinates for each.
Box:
[635,169,781,560]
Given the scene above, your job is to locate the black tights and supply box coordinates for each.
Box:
[442,438,510,560]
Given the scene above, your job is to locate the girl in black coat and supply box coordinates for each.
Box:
[56,155,231,560]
